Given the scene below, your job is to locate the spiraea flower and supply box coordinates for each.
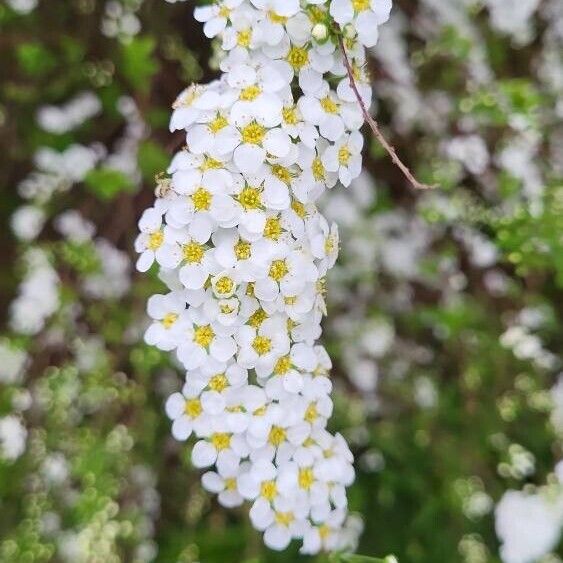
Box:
[137,0,392,554]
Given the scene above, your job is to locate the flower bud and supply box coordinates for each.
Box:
[312,23,328,42]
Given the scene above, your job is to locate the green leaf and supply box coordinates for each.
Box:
[138,140,169,182]
[120,36,159,93]
[16,42,56,76]
[84,167,135,201]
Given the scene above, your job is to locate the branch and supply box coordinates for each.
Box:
[336,30,434,191]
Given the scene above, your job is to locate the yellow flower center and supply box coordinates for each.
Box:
[161,313,179,329]
[312,157,326,182]
[319,524,331,540]
[260,480,277,501]
[317,277,327,296]
[304,403,319,423]
[218,6,230,19]
[248,308,268,328]
[209,373,229,392]
[268,425,286,446]
[338,146,352,165]
[352,0,370,11]
[238,186,262,210]
[235,240,251,260]
[211,432,231,451]
[183,241,205,264]
[200,156,223,171]
[193,324,214,347]
[192,187,212,211]
[291,199,307,218]
[264,216,283,240]
[209,114,229,134]
[241,122,266,145]
[325,236,337,254]
[253,405,267,416]
[284,296,297,306]
[220,303,235,314]
[148,231,164,251]
[320,96,339,114]
[274,355,292,375]
[287,46,309,70]
[271,164,292,184]
[225,477,237,491]
[215,276,234,295]
[298,468,315,490]
[237,29,251,48]
[275,511,295,527]
[252,336,272,356]
[268,10,288,24]
[269,259,288,281]
[282,106,299,125]
[184,398,202,418]
[307,6,326,24]
[240,85,262,101]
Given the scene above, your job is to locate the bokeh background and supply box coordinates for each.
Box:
[1,0,562,562]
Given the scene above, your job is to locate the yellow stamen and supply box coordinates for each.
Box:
[192,187,212,211]
[211,433,231,451]
[184,398,202,418]
[252,336,272,356]
[269,259,288,281]
[238,186,262,210]
[260,480,277,501]
[193,324,214,347]
[148,231,164,250]
[268,425,286,446]
[183,241,205,264]
[235,240,251,260]
[298,468,315,490]
[209,373,229,392]
[241,122,265,145]
[161,313,178,329]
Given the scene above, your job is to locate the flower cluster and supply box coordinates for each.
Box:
[137,0,391,553]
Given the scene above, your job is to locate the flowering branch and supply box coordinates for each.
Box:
[336,29,434,191]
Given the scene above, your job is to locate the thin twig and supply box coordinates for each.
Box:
[336,30,434,191]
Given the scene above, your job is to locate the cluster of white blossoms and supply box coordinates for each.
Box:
[137,0,392,553]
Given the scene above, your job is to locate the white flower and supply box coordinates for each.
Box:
[300,508,347,554]
[202,461,246,508]
[194,0,245,39]
[251,0,301,46]
[191,426,249,471]
[254,249,318,303]
[135,208,175,272]
[257,496,309,550]
[298,82,362,141]
[145,292,186,351]
[11,205,45,241]
[175,307,237,369]
[322,131,364,187]
[230,116,292,174]
[330,0,392,47]
[236,317,291,372]
[495,489,563,563]
[137,0,390,551]
[165,385,210,441]
[227,61,290,127]
[0,415,27,461]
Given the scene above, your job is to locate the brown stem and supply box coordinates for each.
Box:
[336,31,435,191]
